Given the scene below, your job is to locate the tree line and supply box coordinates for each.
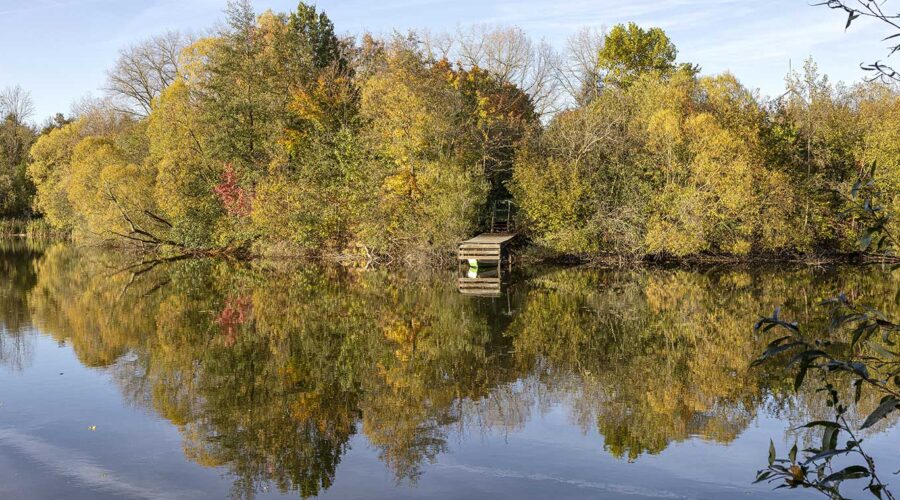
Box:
[1,1,899,261]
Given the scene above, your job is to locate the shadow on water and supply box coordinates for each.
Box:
[1,240,899,498]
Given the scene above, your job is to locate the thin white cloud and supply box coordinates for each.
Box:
[433,462,691,498]
[0,427,200,500]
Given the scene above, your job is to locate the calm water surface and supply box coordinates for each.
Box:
[2,239,900,499]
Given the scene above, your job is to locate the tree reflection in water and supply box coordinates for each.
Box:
[2,242,899,498]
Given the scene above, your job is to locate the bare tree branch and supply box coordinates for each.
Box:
[448,25,562,117]
[104,31,193,116]
[554,27,607,106]
[0,85,35,125]
[817,0,900,82]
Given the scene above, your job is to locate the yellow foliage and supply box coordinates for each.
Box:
[147,79,220,245]
[357,42,488,256]
[28,121,86,230]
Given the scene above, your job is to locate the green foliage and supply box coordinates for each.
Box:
[28,120,86,232]
[513,69,814,258]
[251,13,363,254]
[0,113,38,217]
[14,5,900,262]
[597,22,697,88]
[357,40,494,258]
[752,166,899,499]
[21,2,533,260]
[287,1,345,72]
[752,301,899,499]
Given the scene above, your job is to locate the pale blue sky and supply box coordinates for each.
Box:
[0,0,894,121]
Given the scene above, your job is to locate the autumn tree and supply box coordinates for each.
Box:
[597,22,697,88]
[28,121,83,230]
[511,87,642,255]
[147,77,221,247]
[513,27,808,258]
[200,2,277,175]
[358,36,492,259]
[251,2,365,255]
[66,129,164,246]
[0,86,37,217]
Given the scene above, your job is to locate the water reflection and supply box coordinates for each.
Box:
[2,242,899,498]
[0,238,42,370]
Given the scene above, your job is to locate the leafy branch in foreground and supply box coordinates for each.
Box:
[841,162,899,262]
[752,165,899,498]
[818,0,900,82]
[752,302,899,498]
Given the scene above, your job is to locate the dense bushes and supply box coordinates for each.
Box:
[512,37,900,258]
[512,71,812,257]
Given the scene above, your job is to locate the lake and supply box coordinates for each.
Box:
[1,239,899,499]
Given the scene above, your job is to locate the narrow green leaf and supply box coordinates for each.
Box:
[797,420,843,429]
[794,359,809,391]
[850,322,877,349]
[848,361,869,379]
[822,427,839,452]
[803,448,850,465]
[754,470,773,483]
[861,396,900,429]
[822,464,870,484]
[861,232,873,251]
[870,343,897,360]
[868,483,884,499]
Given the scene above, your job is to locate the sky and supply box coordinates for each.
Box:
[0,0,895,122]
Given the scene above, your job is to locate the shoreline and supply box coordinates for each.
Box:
[2,233,897,270]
